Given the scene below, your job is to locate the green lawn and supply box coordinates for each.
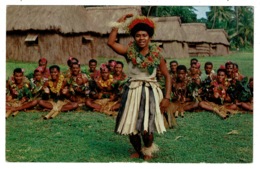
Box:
[5,110,253,163]
[5,51,254,163]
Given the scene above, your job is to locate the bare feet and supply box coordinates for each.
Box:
[130,152,140,158]
[143,155,152,161]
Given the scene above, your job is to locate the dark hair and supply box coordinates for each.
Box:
[108,59,116,64]
[89,59,97,64]
[49,65,60,72]
[190,58,198,65]
[225,61,233,68]
[177,65,187,73]
[67,57,79,67]
[249,77,253,82]
[116,61,124,68]
[34,69,41,74]
[170,60,178,66]
[130,23,154,37]
[204,61,213,68]
[13,68,23,74]
[217,68,226,74]
[233,62,239,69]
[71,62,81,67]
[100,64,110,72]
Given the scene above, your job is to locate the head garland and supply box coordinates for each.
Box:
[127,16,154,31]
[109,15,155,36]
[100,63,109,72]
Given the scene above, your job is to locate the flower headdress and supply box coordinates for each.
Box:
[68,56,73,61]
[219,65,226,69]
[109,60,117,67]
[127,16,155,32]
[39,57,47,63]
[100,63,109,72]
[108,15,155,34]
[35,66,44,73]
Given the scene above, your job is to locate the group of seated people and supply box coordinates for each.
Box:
[6,57,127,119]
[6,57,253,126]
[157,58,253,127]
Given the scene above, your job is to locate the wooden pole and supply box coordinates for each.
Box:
[12,111,19,117]
[43,110,55,120]
[6,111,12,118]
[50,111,60,119]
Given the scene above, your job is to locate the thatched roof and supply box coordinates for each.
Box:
[83,6,142,34]
[207,29,230,45]
[6,5,141,34]
[152,16,187,42]
[6,5,91,34]
[181,23,212,43]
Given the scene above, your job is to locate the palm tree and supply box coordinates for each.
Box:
[141,6,197,23]
[206,6,233,29]
[229,7,253,48]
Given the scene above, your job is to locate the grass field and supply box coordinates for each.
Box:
[5,51,254,163]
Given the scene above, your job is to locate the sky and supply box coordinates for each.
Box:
[194,6,210,19]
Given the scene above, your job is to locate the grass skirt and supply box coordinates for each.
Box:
[115,80,166,135]
[94,98,118,116]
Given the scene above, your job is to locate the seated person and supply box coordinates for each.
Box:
[199,66,238,119]
[187,62,201,86]
[85,63,120,116]
[85,59,100,80]
[38,65,78,119]
[108,59,117,75]
[63,57,79,78]
[167,65,200,119]
[201,61,216,82]
[38,57,50,81]
[113,61,127,81]
[235,77,253,112]
[187,58,201,76]
[233,62,244,81]
[6,68,38,118]
[29,67,46,100]
[168,60,178,82]
[66,62,90,106]
[113,61,128,97]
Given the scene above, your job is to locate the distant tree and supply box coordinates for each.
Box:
[141,6,197,23]
[228,6,254,49]
[197,18,208,24]
[206,6,233,29]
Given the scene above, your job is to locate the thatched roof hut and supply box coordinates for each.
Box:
[6,5,230,65]
[81,6,142,58]
[181,23,212,57]
[7,5,89,34]
[6,5,141,64]
[207,29,230,56]
[152,17,189,59]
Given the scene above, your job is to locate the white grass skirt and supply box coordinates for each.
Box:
[115,81,166,135]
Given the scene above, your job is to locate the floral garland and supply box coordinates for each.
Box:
[48,75,64,94]
[113,72,127,81]
[8,77,32,100]
[97,74,114,88]
[127,41,162,75]
[211,79,229,104]
[30,78,44,95]
[67,74,89,95]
